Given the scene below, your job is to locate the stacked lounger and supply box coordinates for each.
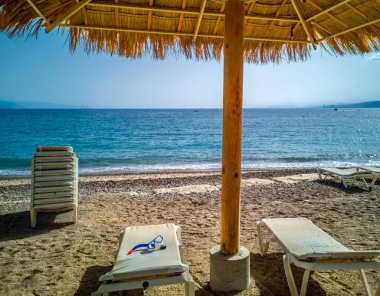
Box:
[30,146,78,228]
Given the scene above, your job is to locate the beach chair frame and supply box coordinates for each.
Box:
[257,218,380,296]
[92,224,195,296]
[30,146,78,228]
[317,167,378,189]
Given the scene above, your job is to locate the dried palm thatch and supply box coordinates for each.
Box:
[0,0,380,63]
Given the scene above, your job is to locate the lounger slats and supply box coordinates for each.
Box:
[33,161,75,166]
[34,170,73,176]
[33,190,73,198]
[34,151,75,157]
[33,186,73,193]
[37,146,73,152]
[33,202,75,210]
[34,181,73,188]
[33,197,73,205]
[34,175,73,182]
[34,192,73,199]
[31,146,78,228]
[34,163,74,170]
[34,157,75,163]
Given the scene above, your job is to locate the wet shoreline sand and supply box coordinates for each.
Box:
[1,169,379,295]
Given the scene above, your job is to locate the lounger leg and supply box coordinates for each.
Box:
[283,254,299,296]
[73,204,78,223]
[257,222,265,256]
[341,177,348,188]
[361,178,369,190]
[300,270,310,296]
[265,235,276,255]
[185,281,195,296]
[360,269,372,296]
[30,208,37,228]
[375,283,380,296]
[370,176,378,189]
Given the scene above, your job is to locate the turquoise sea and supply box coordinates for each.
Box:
[0,108,379,176]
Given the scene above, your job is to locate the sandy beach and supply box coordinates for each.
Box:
[0,169,379,295]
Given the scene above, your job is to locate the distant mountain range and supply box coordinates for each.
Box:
[324,100,380,108]
[1,100,380,109]
[0,101,88,109]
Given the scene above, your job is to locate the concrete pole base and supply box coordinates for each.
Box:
[210,245,250,292]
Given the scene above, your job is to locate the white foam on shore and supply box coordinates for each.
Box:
[2,160,380,177]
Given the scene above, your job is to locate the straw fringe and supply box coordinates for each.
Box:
[1,0,380,63]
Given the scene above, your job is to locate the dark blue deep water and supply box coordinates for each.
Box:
[0,108,379,175]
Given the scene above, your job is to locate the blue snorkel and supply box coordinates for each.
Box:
[127,235,166,255]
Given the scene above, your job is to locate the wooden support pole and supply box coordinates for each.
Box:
[147,0,154,30]
[212,3,225,35]
[76,0,88,25]
[177,0,187,32]
[291,0,317,48]
[45,0,91,33]
[307,0,348,28]
[193,0,207,42]
[220,0,245,256]
[26,0,50,25]
[319,17,380,41]
[115,0,120,27]
[307,0,352,22]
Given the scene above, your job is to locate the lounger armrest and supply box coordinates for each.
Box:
[297,250,380,261]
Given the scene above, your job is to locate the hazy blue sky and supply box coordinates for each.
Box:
[0,31,379,108]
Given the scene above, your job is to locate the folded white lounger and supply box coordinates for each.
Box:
[318,167,378,189]
[92,223,195,296]
[30,146,78,228]
[257,218,380,296]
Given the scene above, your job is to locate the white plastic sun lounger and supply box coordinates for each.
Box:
[30,146,78,228]
[257,218,380,296]
[317,167,378,189]
[92,223,195,296]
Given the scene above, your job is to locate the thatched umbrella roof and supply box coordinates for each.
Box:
[1,0,380,63]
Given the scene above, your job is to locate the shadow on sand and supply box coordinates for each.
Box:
[0,210,73,241]
[314,180,371,193]
[250,253,327,296]
[74,265,113,296]
[74,254,328,296]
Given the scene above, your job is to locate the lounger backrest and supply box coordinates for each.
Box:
[100,223,188,281]
[320,167,370,176]
[262,218,348,257]
[262,218,380,261]
[360,166,380,174]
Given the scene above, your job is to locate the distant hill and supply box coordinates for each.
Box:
[0,101,88,109]
[0,101,21,109]
[324,100,380,108]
